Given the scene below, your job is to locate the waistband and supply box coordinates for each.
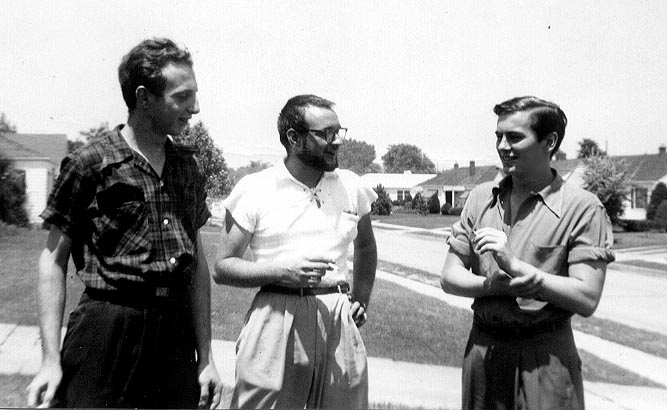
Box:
[84,285,183,308]
[260,282,350,297]
[473,317,570,340]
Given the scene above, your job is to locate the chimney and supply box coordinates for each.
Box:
[453,162,459,169]
[660,145,666,155]
[469,161,475,176]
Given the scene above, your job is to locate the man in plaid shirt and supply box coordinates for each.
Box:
[27,38,222,408]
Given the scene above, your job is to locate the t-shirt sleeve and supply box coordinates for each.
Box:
[40,155,90,239]
[568,203,616,264]
[356,177,378,216]
[222,175,258,233]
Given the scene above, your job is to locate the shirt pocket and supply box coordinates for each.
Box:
[92,182,151,257]
[523,242,568,276]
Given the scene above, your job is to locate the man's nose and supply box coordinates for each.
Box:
[189,97,200,115]
[497,135,510,150]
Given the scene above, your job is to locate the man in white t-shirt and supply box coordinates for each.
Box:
[213,94,378,409]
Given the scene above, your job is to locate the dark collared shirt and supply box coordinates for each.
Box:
[41,125,210,290]
[448,170,615,327]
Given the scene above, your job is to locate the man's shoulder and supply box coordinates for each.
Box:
[559,179,604,208]
[62,136,110,173]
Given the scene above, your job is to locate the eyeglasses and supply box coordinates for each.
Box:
[304,127,348,144]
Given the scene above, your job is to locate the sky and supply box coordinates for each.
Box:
[1,1,666,170]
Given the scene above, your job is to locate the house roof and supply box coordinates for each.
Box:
[360,171,437,189]
[0,134,47,160]
[612,153,667,182]
[419,165,500,187]
[0,132,67,167]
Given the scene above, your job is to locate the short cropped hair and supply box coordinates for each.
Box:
[277,95,335,150]
[493,96,567,156]
[118,38,193,112]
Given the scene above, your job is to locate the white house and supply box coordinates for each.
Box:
[360,170,437,202]
[419,161,502,208]
[0,133,67,224]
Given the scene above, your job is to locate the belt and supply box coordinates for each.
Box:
[84,285,177,308]
[473,317,570,340]
[260,283,350,297]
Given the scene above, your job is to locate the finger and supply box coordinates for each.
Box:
[198,383,210,409]
[210,383,222,409]
[26,382,41,407]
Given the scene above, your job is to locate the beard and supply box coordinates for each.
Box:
[296,148,338,172]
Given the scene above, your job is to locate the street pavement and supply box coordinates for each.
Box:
[2,222,666,409]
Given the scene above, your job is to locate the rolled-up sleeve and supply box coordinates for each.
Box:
[568,203,615,264]
[40,155,88,238]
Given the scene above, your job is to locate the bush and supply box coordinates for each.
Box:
[647,183,667,220]
[371,184,392,216]
[411,193,429,215]
[654,200,667,229]
[449,207,463,216]
[428,192,441,214]
[441,203,453,215]
[620,219,661,232]
[0,155,29,227]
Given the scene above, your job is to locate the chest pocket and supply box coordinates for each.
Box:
[523,243,568,276]
[92,182,150,257]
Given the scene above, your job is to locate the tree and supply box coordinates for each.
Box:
[80,121,111,142]
[582,156,629,224]
[647,182,667,220]
[381,143,436,174]
[0,153,29,226]
[371,184,392,215]
[229,160,271,186]
[174,121,230,198]
[67,140,85,153]
[0,112,17,133]
[577,138,606,158]
[411,192,429,215]
[428,191,441,214]
[337,139,377,175]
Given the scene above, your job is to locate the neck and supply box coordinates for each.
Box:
[123,115,167,156]
[510,166,554,195]
[284,155,323,188]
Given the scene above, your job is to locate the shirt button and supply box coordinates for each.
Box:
[169,257,176,264]
[163,218,169,226]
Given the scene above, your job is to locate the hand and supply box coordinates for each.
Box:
[508,270,545,299]
[197,362,222,409]
[26,361,62,408]
[349,298,368,327]
[482,269,513,294]
[282,257,335,287]
[473,228,519,275]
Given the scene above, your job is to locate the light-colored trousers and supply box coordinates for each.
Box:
[231,290,368,409]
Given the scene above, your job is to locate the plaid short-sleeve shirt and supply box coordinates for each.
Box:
[41,125,211,290]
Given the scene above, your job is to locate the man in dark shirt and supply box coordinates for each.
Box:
[441,96,614,410]
[26,38,222,408]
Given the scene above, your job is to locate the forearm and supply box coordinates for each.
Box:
[37,250,67,364]
[440,251,501,298]
[191,236,213,366]
[213,257,287,288]
[352,241,377,307]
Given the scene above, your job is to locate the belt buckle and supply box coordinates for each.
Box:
[155,287,170,297]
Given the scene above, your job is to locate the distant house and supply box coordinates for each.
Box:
[360,170,437,203]
[612,145,667,220]
[419,161,502,207]
[0,133,67,224]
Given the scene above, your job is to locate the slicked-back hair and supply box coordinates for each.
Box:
[118,37,193,112]
[493,96,568,157]
[277,95,335,150]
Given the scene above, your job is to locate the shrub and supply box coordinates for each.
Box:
[449,207,463,216]
[441,203,453,215]
[653,200,667,229]
[647,182,667,220]
[0,155,29,227]
[371,184,392,216]
[620,219,661,232]
[411,193,429,215]
[428,192,441,214]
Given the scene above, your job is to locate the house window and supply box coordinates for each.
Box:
[397,190,409,202]
[633,187,648,209]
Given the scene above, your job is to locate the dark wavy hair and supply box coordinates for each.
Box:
[277,95,335,150]
[493,96,567,157]
[118,38,193,112]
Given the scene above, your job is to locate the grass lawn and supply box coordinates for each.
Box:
[0,224,663,406]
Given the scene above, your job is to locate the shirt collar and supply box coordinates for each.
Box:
[491,169,564,218]
[276,159,337,188]
[101,124,175,170]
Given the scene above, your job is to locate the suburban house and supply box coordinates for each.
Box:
[419,161,502,208]
[613,145,667,220]
[360,170,436,203]
[0,133,67,224]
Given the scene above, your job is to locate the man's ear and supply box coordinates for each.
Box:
[286,129,301,148]
[135,86,152,109]
[545,132,558,155]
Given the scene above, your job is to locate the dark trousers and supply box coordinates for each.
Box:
[462,320,584,410]
[54,290,200,408]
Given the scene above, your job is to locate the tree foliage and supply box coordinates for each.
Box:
[0,153,29,226]
[371,184,392,215]
[582,156,629,224]
[174,121,230,198]
[337,138,377,175]
[382,143,436,174]
[0,112,17,133]
[428,191,441,214]
[80,121,112,142]
[411,192,429,215]
[229,160,271,186]
[577,138,606,158]
[647,182,667,220]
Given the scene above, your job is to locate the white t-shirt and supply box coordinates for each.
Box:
[223,161,378,283]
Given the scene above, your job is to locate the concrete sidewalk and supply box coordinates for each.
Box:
[3,322,667,410]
